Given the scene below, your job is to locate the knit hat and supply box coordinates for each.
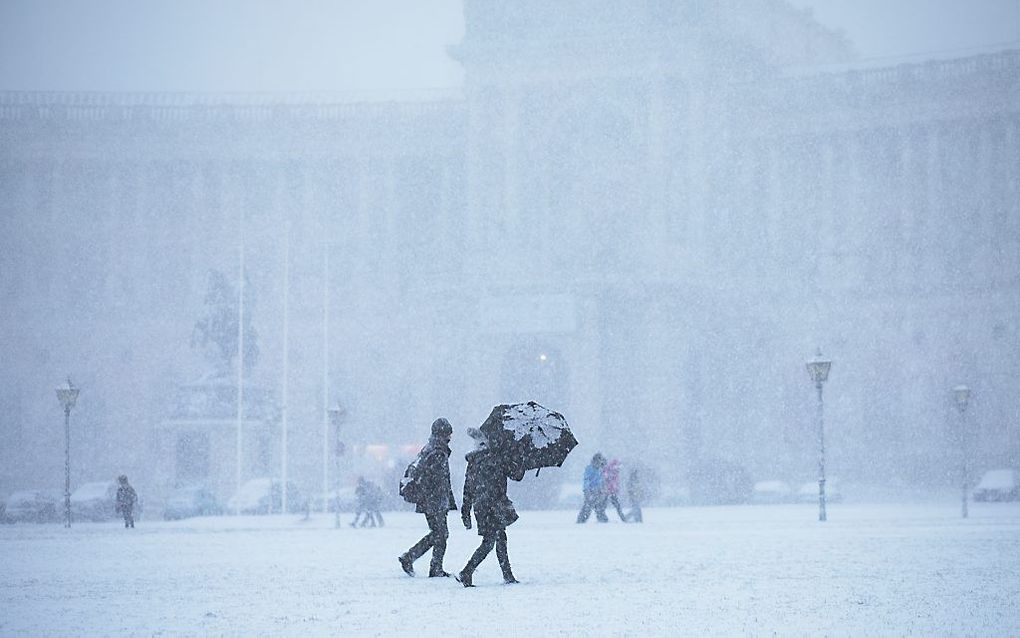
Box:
[431,417,453,437]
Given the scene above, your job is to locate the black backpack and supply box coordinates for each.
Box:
[399,450,426,504]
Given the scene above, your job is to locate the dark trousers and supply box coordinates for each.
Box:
[406,512,448,575]
[463,529,512,579]
[608,492,627,521]
[121,510,134,528]
[576,492,608,523]
[628,504,643,523]
[352,509,383,527]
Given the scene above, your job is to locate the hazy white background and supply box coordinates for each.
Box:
[1,0,1018,92]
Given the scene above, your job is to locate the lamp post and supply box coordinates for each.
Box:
[953,385,971,519]
[329,402,346,529]
[55,377,80,528]
[806,349,832,522]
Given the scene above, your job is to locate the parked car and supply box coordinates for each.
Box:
[3,490,62,523]
[227,478,307,515]
[687,458,752,505]
[973,469,1019,502]
[751,480,793,505]
[796,479,843,504]
[310,487,358,513]
[162,485,224,520]
[554,482,584,509]
[70,481,119,521]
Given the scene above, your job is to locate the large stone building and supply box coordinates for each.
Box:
[2,1,1018,504]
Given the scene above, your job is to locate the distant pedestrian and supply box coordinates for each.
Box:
[115,475,137,528]
[398,418,457,578]
[352,477,385,528]
[626,467,645,523]
[351,477,370,527]
[364,479,384,527]
[576,453,609,523]
[603,458,628,522]
[455,427,519,587]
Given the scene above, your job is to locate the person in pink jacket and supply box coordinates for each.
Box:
[602,459,628,522]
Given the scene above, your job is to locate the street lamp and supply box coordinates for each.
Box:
[953,384,971,519]
[806,349,832,522]
[55,377,80,528]
[329,402,347,529]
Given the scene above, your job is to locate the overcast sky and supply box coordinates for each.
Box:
[0,0,1018,93]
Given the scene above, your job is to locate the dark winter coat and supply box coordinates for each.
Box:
[356,479,382,509]
[461,448,518,536]
[414,436,457,515]
[116,484,137,513]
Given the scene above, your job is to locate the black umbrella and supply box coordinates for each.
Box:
[479,402,578,480]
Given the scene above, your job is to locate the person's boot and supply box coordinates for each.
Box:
[428,569,451,578]
[455,570,474,587]
[496,537,516,583]
[398,554,414,577]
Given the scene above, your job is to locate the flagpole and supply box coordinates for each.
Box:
[281,216,291,514]
[322,240,330,511]
[235,205,246,515]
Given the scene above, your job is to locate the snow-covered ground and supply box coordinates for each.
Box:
[3,502,1019,636]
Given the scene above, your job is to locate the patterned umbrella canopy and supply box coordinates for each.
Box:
[479,402,578,479]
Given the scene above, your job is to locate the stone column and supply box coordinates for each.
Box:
[976,119,995,271]
[684,81,709,266]
[844,131,864,287]
[765,141,782,263]
[646,74,667,267]
[503,84,520,236]
[818,136,837,286]
[923,123,943,284]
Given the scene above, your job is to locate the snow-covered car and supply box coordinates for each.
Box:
[3,490,62,523]
[751,480,793,504]
[310,487,358,513]
[70,481,126,521]
[972,469,1019,502]
[227,478,307,515]
[796,479,842,504]
[162,485,224,520]
[687,459,752,505]
[554,482,584,509]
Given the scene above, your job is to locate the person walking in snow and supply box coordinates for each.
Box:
[351,476,384,528]
[625,466,645,523]
[576,452,609,523]
[603,458,628,522]
[398,418,457,578]
[455,427,520,587]
[364,479,384,527]
[115,475,137,528]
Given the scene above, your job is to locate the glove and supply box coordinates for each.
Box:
[461,507,472,530]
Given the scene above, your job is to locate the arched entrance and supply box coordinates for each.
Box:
[499,338,570,410]
[499,338,572,509]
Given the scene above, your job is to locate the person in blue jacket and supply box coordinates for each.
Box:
[576,453,609,523]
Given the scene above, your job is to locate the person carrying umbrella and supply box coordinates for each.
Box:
[398,418,457,578]
[455,427,520,587]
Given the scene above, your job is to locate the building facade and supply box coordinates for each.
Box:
[2,2,1018,503]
